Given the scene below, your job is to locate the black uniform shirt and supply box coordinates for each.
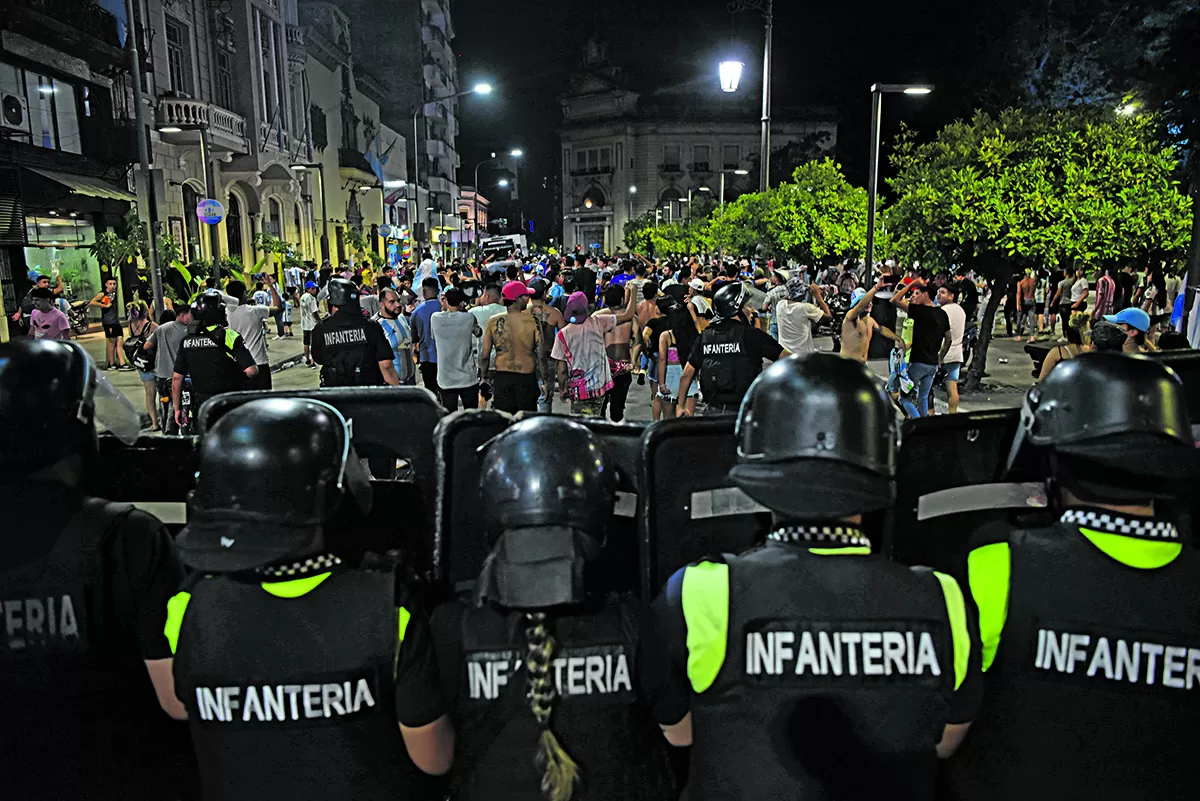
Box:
[311,309,394,386]
[172,324,256,402]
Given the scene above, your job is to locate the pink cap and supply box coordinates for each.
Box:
[502,280,534,301]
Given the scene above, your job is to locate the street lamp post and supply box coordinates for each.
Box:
[160,119,227,281]
[725,0,774,193]
[718,168,751,208]
[290,162,330,264]
[473,148,522,257]
[865,83,933,272]
[412,83,492,257]
[628,185,637,225]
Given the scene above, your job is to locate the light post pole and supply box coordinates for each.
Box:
[124,0,163,316]
[718,168,751,207]
[473,147,522,257]
[290,162,330,264]
[411,82,492,256]
[865,83,933,272]
[628,185,637,227]
[161,119,225,280]
[722,0,773,193]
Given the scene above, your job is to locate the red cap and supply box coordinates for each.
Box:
[502,280,534,301]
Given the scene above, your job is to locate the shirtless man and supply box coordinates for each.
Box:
[528,277,566,412]
[632,280,660,384]
[596,283,635,422]
[840,278,906,363]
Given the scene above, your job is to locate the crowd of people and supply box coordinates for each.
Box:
[3,331,1198,801]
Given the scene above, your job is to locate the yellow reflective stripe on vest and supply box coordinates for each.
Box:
[808,547,872,556]
[933,571,969,690]
[968,542,1011,673]
[164,591,191,655]
[1080,528,1182,570]
[224,328,240,350]
[680,562,729,694]
[398,606,411,641]
[260,572,332,598]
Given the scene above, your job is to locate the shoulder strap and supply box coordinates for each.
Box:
[556,328,573,364]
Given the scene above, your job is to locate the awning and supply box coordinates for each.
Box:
[26,167,135,202]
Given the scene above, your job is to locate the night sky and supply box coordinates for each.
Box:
[452,0,1017,241]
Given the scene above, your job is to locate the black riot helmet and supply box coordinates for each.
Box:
[0,340,139,477]
[475,416,618,609]
[1006,352,1192,499]
[176,398,372,572]
[731,353,898,518]
[192,289,227,325]
[327,277,360,310]
[713,281,750,322]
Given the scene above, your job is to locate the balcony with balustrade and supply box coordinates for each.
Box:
[156,97,248,153]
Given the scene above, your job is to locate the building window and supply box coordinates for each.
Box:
[581,186,606,210]
[215,51,235,110]
[570,147,613,176]
[164,16,193,96]
[692,145,710,172]
[723,145,740,170]
[267,198,283,238]
[662,145,681,172]
[4,63,83,156]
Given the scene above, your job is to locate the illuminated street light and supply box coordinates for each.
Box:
[473,83,493,95]
[719,60,744,93]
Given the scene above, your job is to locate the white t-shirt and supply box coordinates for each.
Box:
[777,300,826,354]
[940,302,966,364]
[1070,278,1088,303]
[470,302,506,366]
[551,314,616,395]
[431,310,481,390]
[228,304,271,364]
[416,259,440,292]
[300,293,320,331]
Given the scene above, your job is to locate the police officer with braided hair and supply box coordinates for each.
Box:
[655,353,981,800]
[944,353,1200,801]
[431,416,686,801]
[0,340,190,800]
[172,289,258,429]
[311,277,399,387]
[675,281,789,416]
[165,397,455,801]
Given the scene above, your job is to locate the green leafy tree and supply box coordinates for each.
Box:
[887,107,1192,390]
[623,211,657,254]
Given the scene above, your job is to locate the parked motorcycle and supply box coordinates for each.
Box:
[68,299,90,336]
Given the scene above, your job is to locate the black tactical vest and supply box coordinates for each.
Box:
[453,595,675,801]
[0,496,178,799]
[697,320,756,407]
[687,543,957,801]
[173,567,421,801]
[943,521,1200,801]
[318,313,375,387]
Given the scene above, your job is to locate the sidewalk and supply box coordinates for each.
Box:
[77,328,309,426]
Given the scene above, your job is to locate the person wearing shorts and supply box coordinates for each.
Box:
[89,277,131,370]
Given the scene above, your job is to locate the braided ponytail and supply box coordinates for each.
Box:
[524,612,580,801]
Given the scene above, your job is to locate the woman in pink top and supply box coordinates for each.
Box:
[550,287,637,417]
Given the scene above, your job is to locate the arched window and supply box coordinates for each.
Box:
[581,186,607,210]
[659,186,684,203]
[267,197,283,238]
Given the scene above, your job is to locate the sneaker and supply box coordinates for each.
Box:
[118,364,134,371]
[272,335,283,340]
[105,363,116,371]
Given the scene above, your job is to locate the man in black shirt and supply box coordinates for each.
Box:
[172,290,258,428]
[311,277,398,387]
[0,340,189,800]
[891,278,950,417]
[676,283,788,416]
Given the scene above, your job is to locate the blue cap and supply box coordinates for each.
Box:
[1104,307,1151,333]
[850,288,867,307]
[305,281,318,289]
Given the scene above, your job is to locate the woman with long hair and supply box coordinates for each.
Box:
[1038,311,1087,380]
[432,417,685,801]
[125,299,159,431]
[656,301,700,418]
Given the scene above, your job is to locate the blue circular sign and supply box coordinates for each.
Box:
[196,198,225,225]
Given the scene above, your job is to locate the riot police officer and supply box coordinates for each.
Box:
[311,277,399,387]
[655,353,981,800]
[165,397,454,800]
[944,353,1200,800]
[0,340,189,800]
[172,289,258,429]
[431,416,685,801]
[675,281,789,416]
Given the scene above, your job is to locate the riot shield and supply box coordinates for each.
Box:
[639,417,769,599]
[92,434,199,529]
[199,387,444,569]
[892,409,1043,575]
[434,411,646,597]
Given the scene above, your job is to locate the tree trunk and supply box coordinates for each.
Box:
[963,256,1012,392]
[1182,190,1200,333]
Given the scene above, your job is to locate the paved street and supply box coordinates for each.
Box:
[80,323,1036,431]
